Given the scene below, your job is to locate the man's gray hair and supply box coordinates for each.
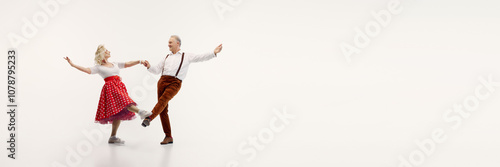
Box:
[171,35,181,46]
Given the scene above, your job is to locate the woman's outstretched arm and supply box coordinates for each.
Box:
[64,57,91,74]
[124,60,143,68]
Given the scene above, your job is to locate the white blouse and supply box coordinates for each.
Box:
[89,62,125,79]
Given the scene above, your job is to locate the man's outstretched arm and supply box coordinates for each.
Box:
[189,44,223,63]
[145,59,164,75]
[214,44,223,55]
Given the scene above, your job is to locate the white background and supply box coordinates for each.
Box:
[1,0,500,166]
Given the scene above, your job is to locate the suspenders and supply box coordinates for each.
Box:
[161,52,185,77]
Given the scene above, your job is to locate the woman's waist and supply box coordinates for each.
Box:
[104,75,121,82]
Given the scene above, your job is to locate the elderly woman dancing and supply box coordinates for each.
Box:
[63,44,151,144]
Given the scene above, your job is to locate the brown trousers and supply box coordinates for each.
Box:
[150,75,182,137]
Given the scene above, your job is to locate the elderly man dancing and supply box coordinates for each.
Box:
[142,35,223,145]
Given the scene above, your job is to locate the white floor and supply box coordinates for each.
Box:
[3,104,500,167]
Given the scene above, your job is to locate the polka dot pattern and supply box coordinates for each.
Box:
[95,76,137,124]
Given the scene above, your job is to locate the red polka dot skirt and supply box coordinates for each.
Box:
[95,76,136,124]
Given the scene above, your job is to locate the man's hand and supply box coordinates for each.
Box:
[143,60,151,69]
[214,44,223,55]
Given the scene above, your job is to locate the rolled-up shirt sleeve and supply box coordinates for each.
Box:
[147,59,164,75]
[188,52,216,63]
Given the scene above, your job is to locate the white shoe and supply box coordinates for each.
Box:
[108,136,125,144]
[138,110,152,120]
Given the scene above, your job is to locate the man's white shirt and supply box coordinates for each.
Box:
[147,50,216,80]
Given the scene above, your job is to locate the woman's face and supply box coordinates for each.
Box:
[104,49,111,59]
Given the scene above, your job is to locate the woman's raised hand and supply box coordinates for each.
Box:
[63,57,73,66]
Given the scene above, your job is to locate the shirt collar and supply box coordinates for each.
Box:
[169,50,183,55]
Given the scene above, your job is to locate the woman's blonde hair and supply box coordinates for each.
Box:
[94,44,106,65]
